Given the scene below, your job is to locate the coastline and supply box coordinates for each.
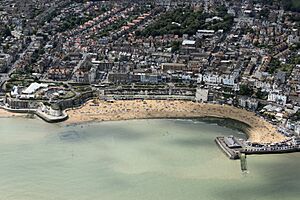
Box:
[65,99,286,144]
[0,106,68,123]
[0,108,26,118]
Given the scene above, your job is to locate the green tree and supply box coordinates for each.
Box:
[256,90,268,100]
[239,84,254,96]
[171,41,180,53]
[268,58,280,74]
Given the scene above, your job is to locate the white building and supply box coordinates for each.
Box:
[196,30,215,38]
[220,74,236,86]
[238,97,258,111]
[39,103,63,117]
[195,88,209,102]
[198,73,219,84]
[22,82,48,95]
[255,80,272,92]
[295,124,300,135]
[140,73,160,83]
[287,35,299,45]
[182,40,196,46]
[197,72,236,86]
[89,67,97,83]
[268,91,287,105]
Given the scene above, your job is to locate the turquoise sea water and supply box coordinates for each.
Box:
[0,117,300,200]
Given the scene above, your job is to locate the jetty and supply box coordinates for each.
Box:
[215,136,300,160]
[215,136,243,159]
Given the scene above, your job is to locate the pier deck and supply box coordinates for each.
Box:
[215,137,241,159]
[215,136,300,160]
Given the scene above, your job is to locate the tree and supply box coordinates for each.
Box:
[171,41,180,53]
[0,25,11,42]
[268,58,281,74]
[291,111,300,121]
[259,8,270,19]
[256,90,268,100]
[239,84,254,96]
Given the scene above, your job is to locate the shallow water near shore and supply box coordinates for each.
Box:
[0,117,300,200]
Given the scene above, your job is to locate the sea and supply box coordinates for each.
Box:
[0,117,299,200]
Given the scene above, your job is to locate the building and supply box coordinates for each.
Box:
[224,136,242,148]
[161,63,187,72]
[196,29,215,38]
[182,39,196,46]
[39,103,63,117]
[0,54,11,73]
[268,91,287,105]
[195,88,209,102]
[140,73,161,83]
[22,82,48,95]
[238,96,259,111]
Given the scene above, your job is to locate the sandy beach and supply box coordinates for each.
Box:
[0,108,25,118]
[66,99,286,143]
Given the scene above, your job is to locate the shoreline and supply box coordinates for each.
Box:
[0,108,26,118]
[0,106,68,123]
[65,99,286,144]
[0,99,286,144]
